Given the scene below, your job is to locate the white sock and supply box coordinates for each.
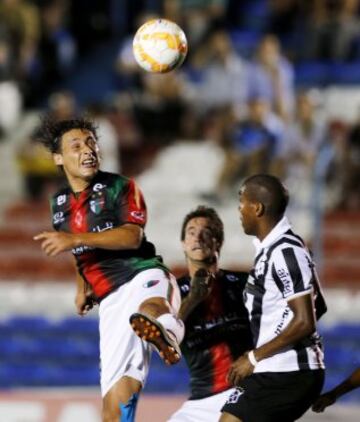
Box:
[157,313,185,344]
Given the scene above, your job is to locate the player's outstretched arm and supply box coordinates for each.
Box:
[34,224,143,256]
[312,368,360,413]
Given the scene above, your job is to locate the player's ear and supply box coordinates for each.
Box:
[53,153,63,166]
[255,202,265,217]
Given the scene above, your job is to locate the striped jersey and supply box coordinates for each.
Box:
[178,270,253,400]
[245,216,325,373]
[50,171,168,300]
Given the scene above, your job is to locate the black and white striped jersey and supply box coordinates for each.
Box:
[245,216,325,373]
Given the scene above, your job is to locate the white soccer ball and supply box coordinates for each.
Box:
[133,19,188,73]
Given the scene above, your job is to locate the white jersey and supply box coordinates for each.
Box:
[245,216,325,373]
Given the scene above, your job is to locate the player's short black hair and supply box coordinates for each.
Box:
[242,174,289,218]
[180,205,224,250]
[35,117,98,153]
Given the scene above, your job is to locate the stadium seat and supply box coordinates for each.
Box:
[295,62,330,87]
[329,62,360,85]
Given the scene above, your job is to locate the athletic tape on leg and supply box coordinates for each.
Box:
[157,313,185,343]
[119,393,139,422]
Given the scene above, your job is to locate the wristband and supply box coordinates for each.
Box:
[248,350,258,366]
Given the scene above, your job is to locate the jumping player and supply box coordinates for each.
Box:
[220,174,326,422]
[168,206,253,422]
[33,118,184,422]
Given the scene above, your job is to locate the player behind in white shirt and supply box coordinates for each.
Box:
[220,174,326,422]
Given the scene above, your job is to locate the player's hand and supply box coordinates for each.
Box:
[189,268,214,303]
[34,231,76,257]
[75,290,97,316]
[227,353,255,386]
[198,229,218,260]
[312,392,336,413]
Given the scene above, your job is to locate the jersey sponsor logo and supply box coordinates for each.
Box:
[274,307,290,335]
[226,387,244,404]
[130,210,145,222]
[143,280,160,288]
[72,245,94,255]
[93,183,106,192]
[277,268,292,295]
[57,194,66,206]
[93,222,113,232]
[53,211,65,225]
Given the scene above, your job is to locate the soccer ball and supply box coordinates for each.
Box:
[133,19,188,73]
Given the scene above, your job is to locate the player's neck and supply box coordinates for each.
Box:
[67,174,92,193]
[188,260,218,278]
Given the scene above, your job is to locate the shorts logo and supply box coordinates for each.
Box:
[143,280,160,288]
[226,387,244,404]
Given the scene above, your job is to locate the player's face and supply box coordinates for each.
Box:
[182,217,218,262]
[54,129,100,188]
[238,186,257,235]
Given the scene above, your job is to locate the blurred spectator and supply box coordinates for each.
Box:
[86,102,121,174]
[300,0,360,62]
[267,0,299,40]
[47,89,77,120]
[133,71,187,145]
[114,12,157,92]
[0,38,22,138]
[202,97,285,203]
[248,34,295,121]
[325,119,349,209]
[285,91,326,180]
[337,108,360,210]
[183,28,250,116]
[0,0,40,78]
[164,0,227,49]
[16,90,77,200]
[37,0,76,87]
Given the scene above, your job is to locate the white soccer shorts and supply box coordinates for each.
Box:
[168,388,236,422]
[99,268,181,397]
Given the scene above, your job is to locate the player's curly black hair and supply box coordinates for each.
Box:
[34,117,98,153]
[180,205,224,250]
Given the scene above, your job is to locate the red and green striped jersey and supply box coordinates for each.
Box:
[177,270,253,400]
[50,171,168,300]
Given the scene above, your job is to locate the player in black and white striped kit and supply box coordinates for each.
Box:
[220,174,327,422]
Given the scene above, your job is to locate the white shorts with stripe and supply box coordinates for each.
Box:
[99,268,181,397]
[168,388,236,422]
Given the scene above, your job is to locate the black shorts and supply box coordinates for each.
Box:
[221,369,324,422]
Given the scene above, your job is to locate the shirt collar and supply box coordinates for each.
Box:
[253,216,291,253]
